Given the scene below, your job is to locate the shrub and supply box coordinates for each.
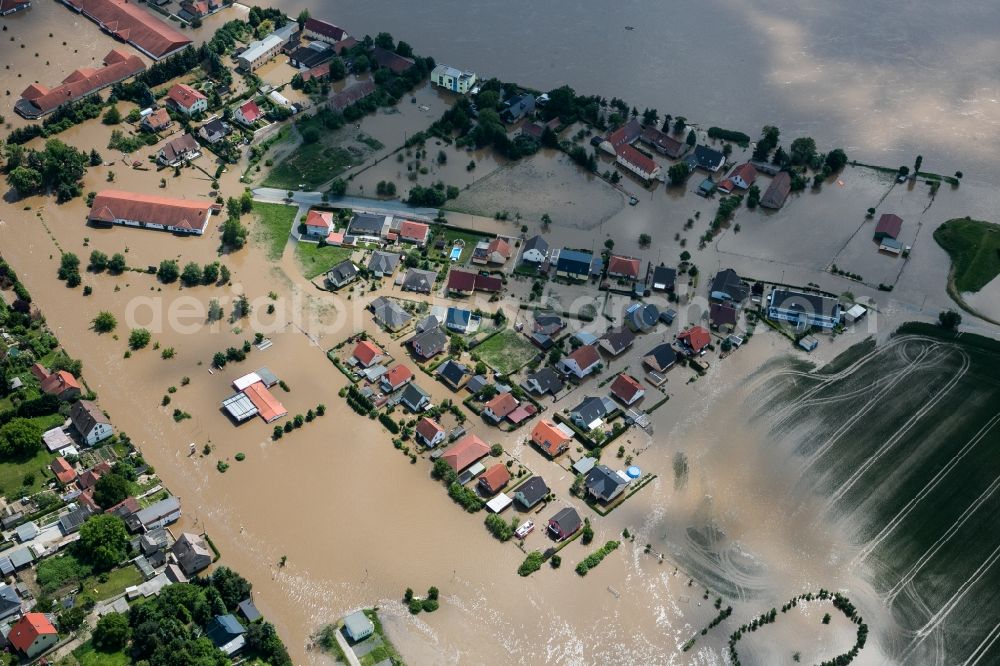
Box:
[518,551,544,577]
[575,540,620,575]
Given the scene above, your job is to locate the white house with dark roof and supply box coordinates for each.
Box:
[70,400,113,446]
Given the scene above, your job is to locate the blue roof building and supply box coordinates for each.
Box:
[555,249,593,281]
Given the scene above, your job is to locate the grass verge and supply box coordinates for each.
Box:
[251,201,298,261]
[933,217,1000,293]
[295,243,354,280]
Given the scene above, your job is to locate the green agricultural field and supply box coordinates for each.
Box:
[251,202,297,261]
[475,329,538,375]
[295,243,354,280]
[755,323,1000,664]
[933,217,1000,292]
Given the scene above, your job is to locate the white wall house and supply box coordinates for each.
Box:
[431,64,478,94]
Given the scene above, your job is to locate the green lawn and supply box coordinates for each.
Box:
[69,642,130,666]
[933,217,1000,292]
[429,227,494,265]
[263,143,357,190]
[475,329,538,375]
[80,564,144,601]
[251,201,298,261]
[0,414,64,499]
[296,243,355,280]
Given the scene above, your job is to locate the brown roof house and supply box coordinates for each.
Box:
[156,133,201,166]
[171,532,213,576]
[70,400,114,446]
[441,434,490,473]
[141,107,172,133]
[478,463,511,495]
[558,344,601,379]
[32,364,82,400]
[88,190,213,236]
[482,392,519,423]
[760,172,792,209]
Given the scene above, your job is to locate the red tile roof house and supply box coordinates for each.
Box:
[446,269,478,296]
[8,613,59,660]
[351,340,383,368]
[141,107,173,132]
[77,461,112,490]
[166,83,208,116]
[531,419,573,458]
[32,364,82,400]
[50,457,77,485]
[718,163,758,194]
[472,238,512,265]
[63,0,192,60]
[616,144,661,182]
[478,463,511,495]
[415,417,446,448]
[398,220,430,246]
[15,49,146,120]
[88,190,213,235]
[610,373,645,406]
[303,210,335,240]
[558,344,601,379]
[709,303,739,332]
[233,100,263,127]
[441,434,490,472]
[482,392,519,423]
[873,213,903,241]
[678,326,712,355]
[380,364,414,392]
[607,255,641,280]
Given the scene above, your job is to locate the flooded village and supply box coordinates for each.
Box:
[0,1,999,665]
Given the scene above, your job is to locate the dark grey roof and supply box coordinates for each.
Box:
[628,303,659,331]
[522,235,548,256]
[348,212,385,236]
[570,395,614,425]
[586,464,628,501]
[466,375,488,394]
[370,297,413,331]
[206,614,246,647]
[410,326,447,358]
[549,506,581,533]
[556,249,592,275]
[415,314,440,334]
[437,360,469,386]
[59,506,92,535]
[326,259,358,286]
[503,93,535,121]
[525,367,564,395]
[644,344,677,372]
[769,289,840,318]
[446,307,471,330]
[400,383,430,411]
[141,527,169,554]
[686,145,725,171]
[514,477,549,507]
[710,269,748,302]
[401,268,437,293]
[533,313,563,336]
[367,251,400,275]
[0,583,21,617]
[199,118,228,138]
[238,598,262,623]
[651,265,676,290]
[600,326,635,354]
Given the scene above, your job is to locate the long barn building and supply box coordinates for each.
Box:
[87,190,213,235]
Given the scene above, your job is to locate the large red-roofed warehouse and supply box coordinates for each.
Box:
[15,49,145,119]
[62,0,192,60]
[88,190,213,235]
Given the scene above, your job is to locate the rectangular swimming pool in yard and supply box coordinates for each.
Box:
[449,246,462,261]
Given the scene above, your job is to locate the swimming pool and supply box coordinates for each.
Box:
[449,246,462,261]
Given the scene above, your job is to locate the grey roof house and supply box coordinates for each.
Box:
[369,296,413,331]
[651,265,676,292]
[399,383,431,412]
[524,367,564,396]
[206,614,247,656]
[599,326,635,357]
[709,269,748,304]
[585,464,630,503]
[171,532,213,576]
[437,359,469,389]
[325,259,358,289]
[401,268,437,294]
[348,212,387,238]
[685,145,726,172]
[569,395,616,431]
[410,326,447,360]
[502,93,535,123]
[0,584,21,622]
[513,476,549,509]
[367,251,400,277]
[520,235,549,264]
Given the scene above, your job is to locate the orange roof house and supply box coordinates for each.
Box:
[351,340,382,368]
[8,613,58,659]
[398,220,430,245]
[441,434,490,472]
[304,210,335,237]
[531,419,573,457]
[607,255,641,280]
[381,364,414,391]
[478,463,511,494]
[62,0,192,60]
[243,381,287,423]
[678,326,711,354]
[482,392,518,422]
[88,190,213,235]
[50,457,77,485]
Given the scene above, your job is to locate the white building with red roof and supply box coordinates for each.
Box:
[9,613,59,659]
[616,144,661,182]
[558,344,601,379]
[351,340,382,368]
[381,364,414,392]
[607,255,641,280]
[415,417,446,448]
[234,100,263,127]
[63,0,191,60]
[15,49,146,119]
[303,17,348,44]
[718,163,758,194]
[303,210,335,239]
[678,326,712,355]
[166,83,207,116]
[609,373,645,405]
[88,190,213,235]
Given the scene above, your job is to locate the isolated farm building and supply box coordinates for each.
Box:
[8,613,58,660]
[88,190,213,235]
[616,144,661,181]
[15,49,146,119]
[70,400,113,445]
[610,373,645,405]
[415,417,446,448]
[172,532,213,576]
[367,251,401,277]
[599,327,635,357]
[157,134,201,167]
[478,464,511,495]
[559,344,601,378]
[569,395,616,431]
[600,118,642,155]
[520,235,549,264]
[233,100,263,126]
[709,303,738,332]
[330,80,377,111]
[431,64,478,94]
[303,17,348,44]
[555,249,593,281]
[242,381,287,423]
[677,326,711,355]
[372,46,415,73]
[651,265,676,292]
[197,117,230,144]
[685,145,726,172]
[399,383,431,412]
[874,213,903,241]
[370,296,412,331]
[710,269,749,304]
[760,172,792,209]
[585,465,630,503]
[441,434,490,473]
[531,419,574,458]
[547,507,581,541]
[401,268,437,294]
[410,326,447,360]
[607,255,641,280]
[524,367,564,396]
[437,359,470,390]
[767,289,842,330]
[62,0,191,60]
[513,477,549,509]
[325,260,358,289]
[351,340,383,368]
[166,83,207,116]
[639,125,687,158]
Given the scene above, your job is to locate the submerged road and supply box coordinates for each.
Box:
[251,188,439,223]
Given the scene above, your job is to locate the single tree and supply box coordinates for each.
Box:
[108,252,127,273]
[157,259,180,283]
[76,514,130,570]
[128,328,151,350]
[92,310,117,333]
